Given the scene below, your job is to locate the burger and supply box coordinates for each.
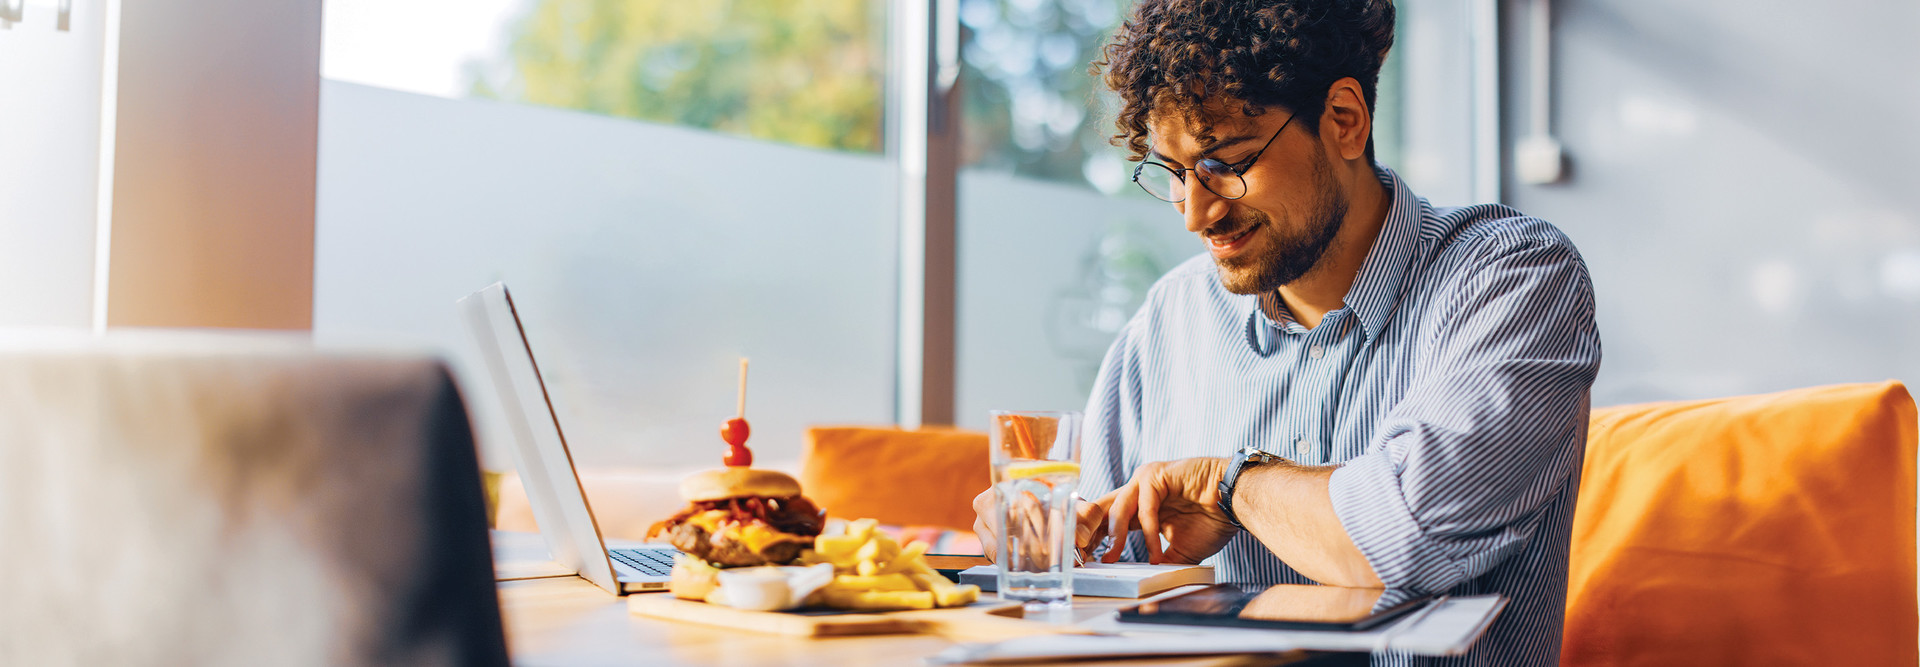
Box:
[647,467,825,600]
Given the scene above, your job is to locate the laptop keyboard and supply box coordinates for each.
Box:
[609,547,678,576]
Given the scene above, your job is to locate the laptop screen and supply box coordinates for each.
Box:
[458,282,625,595]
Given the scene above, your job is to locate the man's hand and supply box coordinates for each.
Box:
[971,487,1108,563]
[1095,457,1239,565]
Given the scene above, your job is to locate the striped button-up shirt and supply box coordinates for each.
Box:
[1080,165,1601,666]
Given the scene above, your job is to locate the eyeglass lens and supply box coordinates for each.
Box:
[1136,160,1247,202]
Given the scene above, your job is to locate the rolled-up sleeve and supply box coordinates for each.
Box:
[1329,232,1601,594]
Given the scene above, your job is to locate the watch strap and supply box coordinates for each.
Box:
[1217,447,1280,528]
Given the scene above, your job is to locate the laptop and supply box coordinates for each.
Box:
[458,282,678,595]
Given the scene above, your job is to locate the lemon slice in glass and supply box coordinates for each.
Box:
[1002,461,1081,479]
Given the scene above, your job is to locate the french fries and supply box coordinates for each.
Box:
[823,573,917,592]
[821,589,935,611]
[802,520,980,611]
[877,541,928,575]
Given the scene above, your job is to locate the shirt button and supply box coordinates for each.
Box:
[1308,345,1325,359]
[1295,439,1311,457]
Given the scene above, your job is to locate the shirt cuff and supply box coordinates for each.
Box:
[1328,452,1469,593]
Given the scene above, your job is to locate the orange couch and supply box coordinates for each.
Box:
[800,425,991,533]
[1564,381,1917,665]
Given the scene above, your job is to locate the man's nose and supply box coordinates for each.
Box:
[1179,181,1231,234]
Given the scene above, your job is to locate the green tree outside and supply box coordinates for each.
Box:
[470,0,888,154]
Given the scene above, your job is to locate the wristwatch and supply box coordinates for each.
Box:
[1218,447,1284,528]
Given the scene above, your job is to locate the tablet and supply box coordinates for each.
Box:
[1117,584,1430,632]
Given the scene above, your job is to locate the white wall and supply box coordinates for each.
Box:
[1501,0,1920,406]
[0,0,106,327]
[0,0,321,331]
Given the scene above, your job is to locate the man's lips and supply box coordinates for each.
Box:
[1206,222,1261,258]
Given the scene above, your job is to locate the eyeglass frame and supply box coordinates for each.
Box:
[1130,111,1297,203]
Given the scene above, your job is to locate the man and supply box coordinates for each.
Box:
[972,0,1601,664]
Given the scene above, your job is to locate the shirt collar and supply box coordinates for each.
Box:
[1247,164,1423,345]
[1344,164,1422,343]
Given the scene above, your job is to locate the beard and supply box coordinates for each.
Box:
[1213,147,1349,295]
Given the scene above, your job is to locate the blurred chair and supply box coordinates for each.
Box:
[0,331,507,666]
[800,426,991,535]
[1564,381,1918,665]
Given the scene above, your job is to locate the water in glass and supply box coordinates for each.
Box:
[994,463,1078,604]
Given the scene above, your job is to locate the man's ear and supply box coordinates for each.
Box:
[1320,77,1372,162]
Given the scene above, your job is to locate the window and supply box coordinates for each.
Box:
[317,0,897,470]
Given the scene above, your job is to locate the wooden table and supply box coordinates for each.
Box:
[491,531,1345,667]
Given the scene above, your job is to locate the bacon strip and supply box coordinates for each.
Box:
[646,494,825,541]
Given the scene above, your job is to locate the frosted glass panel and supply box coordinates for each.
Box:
[314,82,896,469]
[955,171,1193,428]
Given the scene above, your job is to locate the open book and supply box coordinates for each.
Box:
[958,563,1214,599]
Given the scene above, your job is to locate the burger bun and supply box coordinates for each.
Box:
[680,467,802,502]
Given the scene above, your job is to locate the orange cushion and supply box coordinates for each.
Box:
[1565,381,1918,665]
[800,426,990,533]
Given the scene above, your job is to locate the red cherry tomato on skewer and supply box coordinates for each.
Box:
[722,417,752,467]
[722,417,751,446]
[723,445,753,467]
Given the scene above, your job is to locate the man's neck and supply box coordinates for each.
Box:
[1272,163,1392,330]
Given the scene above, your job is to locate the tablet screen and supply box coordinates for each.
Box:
[1120,584,1428,631]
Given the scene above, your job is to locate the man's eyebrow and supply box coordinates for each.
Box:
[1148,134,1262,164]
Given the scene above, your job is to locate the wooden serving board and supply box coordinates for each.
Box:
[627,596,1033,638]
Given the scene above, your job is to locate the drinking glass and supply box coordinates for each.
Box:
[988,410,1082,606]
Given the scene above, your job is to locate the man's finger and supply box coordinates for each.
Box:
[1104,481,1139,564]
[1090,488,1120,520]
[972,488,996,515]
[1074,498,1106,551]
[975,500,1000,562]
[1074,496,1109,563]
[1020,491,1047,565]
[973,515,996,562]
[1079,523,1107,563]
[972,488,999,562]
[1138,476,1165,565]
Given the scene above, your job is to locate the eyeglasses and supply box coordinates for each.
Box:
[1132,112,1295,203]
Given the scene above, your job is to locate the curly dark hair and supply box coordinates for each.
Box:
[1095,0,1396,161]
